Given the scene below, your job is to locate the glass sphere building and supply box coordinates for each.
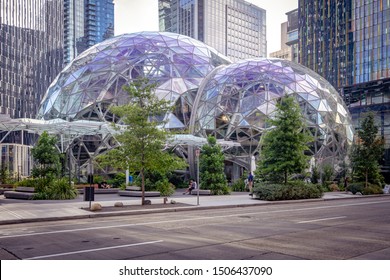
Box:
[190,58,354,171]
[38,31,231,129]
[37,32,353,178]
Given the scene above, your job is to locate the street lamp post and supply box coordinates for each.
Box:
[195,147,200,206]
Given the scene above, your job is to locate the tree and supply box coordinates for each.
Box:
[258,95,312,184]
[98,79,186,205]
[350,112,384,187]
[199,136,229,195]
[31,131,61,178]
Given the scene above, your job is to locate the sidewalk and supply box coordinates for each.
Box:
[0,190,372,225]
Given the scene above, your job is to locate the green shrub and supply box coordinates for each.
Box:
[363,184,383,195]
[93,175,104,184]
[32,192,48,200]
[107,172,126,188]
[155,179,175,197]
[16,177,51,193]
[348,182,383,195]
[231,177,246,192]
[253,181,323,201]
[216,185,231,195]
[46,178,78,200]
[168,172,187,189]
[348,182,365,194]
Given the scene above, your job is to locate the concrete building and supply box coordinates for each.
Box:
[285,9,298,63]
[159,0,266,62]
[270,22,292,60]
[64,0,114,64]
[298,0,390,180]
[0,0,64,177]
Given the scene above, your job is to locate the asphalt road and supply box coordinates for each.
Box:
[1,196,390,260]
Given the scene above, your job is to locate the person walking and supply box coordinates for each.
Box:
[247,172,254,195]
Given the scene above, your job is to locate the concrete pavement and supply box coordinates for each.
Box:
[0,190,377,225]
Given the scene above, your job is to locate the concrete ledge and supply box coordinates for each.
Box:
[15,186,35,192]
[118,190,160,197]
[126,186,141,191]
[78,188,119,194]
[4,191,35,200]
[191,189,211,195]
[0,184,14,194]
[0,187,13,195]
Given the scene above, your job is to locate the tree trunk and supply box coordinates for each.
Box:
[284,170,288,184]
[141,168,145,205]
[365,170,368,188]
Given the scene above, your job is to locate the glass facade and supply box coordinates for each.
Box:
[285,9,298,63]
[38,31,230,168]
[299,0,390,180]
[299,0,354,89]
[0,0,63,176]
[159,0,267,62]
[38,32,353,176]
[64,0,114,64]
[191,58,353,171]
[0,0,64,119]
[342,79,390,177]
[353,0,390,84]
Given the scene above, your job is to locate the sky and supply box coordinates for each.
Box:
[114,0,298,56]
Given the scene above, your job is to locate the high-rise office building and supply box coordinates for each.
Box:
[299,0,390,180]
[299,0,354,89]
[0,0,64,176]
[285,9,298,63]
[0,0,64,119]
[159,0,266,62]
[64,0,114,64]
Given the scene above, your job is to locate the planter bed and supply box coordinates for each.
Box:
[191,189,212,195]
[4,191,35,200]
[78,188,119,194]
[118,190,160,197]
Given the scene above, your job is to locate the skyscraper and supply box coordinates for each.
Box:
[299,0,354,90]
[299,0,390,180]
[0,0,64,176]
[64,0,114,64]
[159,0,266,62]
[0,0,64,119]
[285,9,298,63]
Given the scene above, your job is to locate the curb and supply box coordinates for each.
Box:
[1,194,387,225]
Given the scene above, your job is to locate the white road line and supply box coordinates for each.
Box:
[0,199,388,239]
[24,240,164,260]
[298,216,347,224]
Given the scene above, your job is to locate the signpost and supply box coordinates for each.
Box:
[85,161,94,209]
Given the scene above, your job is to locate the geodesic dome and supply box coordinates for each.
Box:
[38,31,230,129]
[36,32,230,170]
[191,58,354,168]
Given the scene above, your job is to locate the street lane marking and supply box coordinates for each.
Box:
[298,216,347,224]
[24,240,164,260]
[0,199,389,239]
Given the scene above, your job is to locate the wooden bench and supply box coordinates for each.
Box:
[191,189,212,195]
[4,191,35,200]
[118,190,160,197]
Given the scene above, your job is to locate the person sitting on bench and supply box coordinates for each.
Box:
[183,179,197,194]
